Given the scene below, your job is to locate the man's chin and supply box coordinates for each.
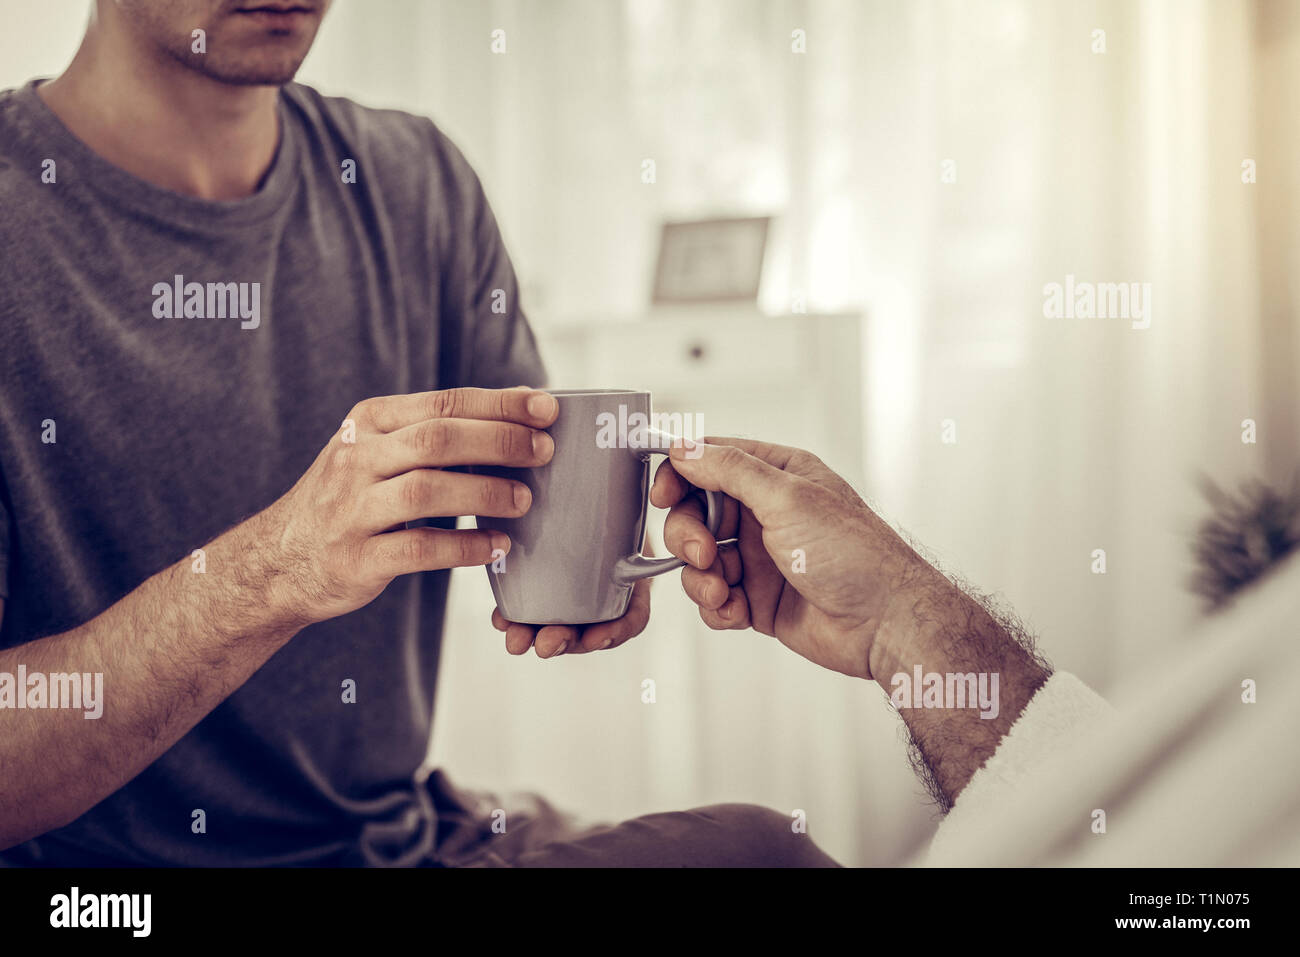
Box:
[205,67,305,87]
[183,20,321,85]
[180,53,311,87]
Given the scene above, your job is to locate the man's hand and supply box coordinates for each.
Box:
[262,387,558,628]
[0,386,578,850]
[490,579,652,659]
[649,437,939,680]
[652,436,1051,808]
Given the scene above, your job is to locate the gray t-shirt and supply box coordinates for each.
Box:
[0,79,545,865]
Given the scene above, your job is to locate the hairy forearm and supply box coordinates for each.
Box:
[870,567,1050,810]
[0,507,306,849]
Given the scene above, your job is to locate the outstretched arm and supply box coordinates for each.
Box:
[651,437,1051,808]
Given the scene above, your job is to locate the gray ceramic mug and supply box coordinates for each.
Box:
[474,389,722,625]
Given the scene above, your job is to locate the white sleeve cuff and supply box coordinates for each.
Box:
[922,670,1114,866]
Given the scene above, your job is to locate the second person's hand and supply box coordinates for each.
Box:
[650,437,946,680]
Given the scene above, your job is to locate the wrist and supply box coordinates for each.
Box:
[216,505,318,636]
[866,567,954,688]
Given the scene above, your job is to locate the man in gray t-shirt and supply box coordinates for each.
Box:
[0,1,835,867]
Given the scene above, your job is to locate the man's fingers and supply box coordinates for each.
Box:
[663,495,717,570]
[355,388,558,433]
[699,436,804,470]
[577,578,651,652]
[504,622,536,655]
[365,470,531,530]
[363,527,508,579]
[699,585,751,631]
[681,561,729,611]
[495,578,652,656]
[715,586,752,629]
[667,440,799,525]
[650,457,691,508]
[372,418,553,475]
[533,624,578,659]
[718,543,743,586]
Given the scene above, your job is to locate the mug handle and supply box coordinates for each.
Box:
[611,427,724,586]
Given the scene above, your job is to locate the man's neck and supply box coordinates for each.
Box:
[38,24,282,201]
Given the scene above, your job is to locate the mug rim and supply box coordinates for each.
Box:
[547,388,647,397]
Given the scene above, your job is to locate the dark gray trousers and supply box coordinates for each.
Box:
[363,769,842,868]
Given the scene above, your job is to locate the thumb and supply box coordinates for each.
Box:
[667,439,798,525]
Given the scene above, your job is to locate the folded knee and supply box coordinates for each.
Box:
[690,803,838,867]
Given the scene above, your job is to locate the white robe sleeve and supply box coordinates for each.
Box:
[923,671,1115,865]
[919,551,1300,866]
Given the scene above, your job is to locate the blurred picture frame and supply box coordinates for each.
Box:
[651,216,770,304]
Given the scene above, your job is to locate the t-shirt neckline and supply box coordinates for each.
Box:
[16,78,300,230]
